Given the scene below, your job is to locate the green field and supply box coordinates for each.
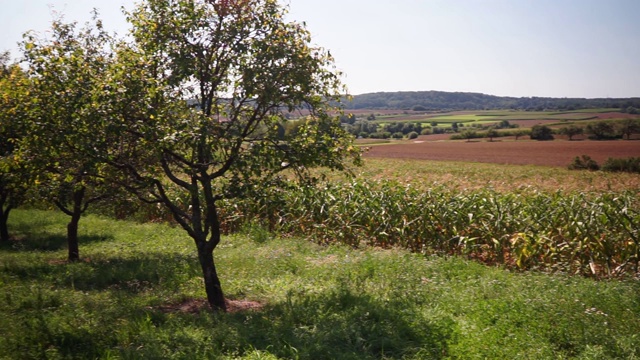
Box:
[364,109,621,130]
[1,159,639,359]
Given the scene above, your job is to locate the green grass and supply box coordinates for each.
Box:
[2,209,640,359]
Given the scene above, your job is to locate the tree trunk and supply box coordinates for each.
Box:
[67,187,85,262]
[0,206,10,242]
[197,243,226,311]
[0,192,12,242]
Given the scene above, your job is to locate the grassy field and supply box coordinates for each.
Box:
[2,208,640,359]
[2,158,640,358]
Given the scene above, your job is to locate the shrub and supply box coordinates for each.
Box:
[407,131,419,140]
[420,128,431,135]
[568,155,599,171]
[601,157,640,174]
[391,132,404,139]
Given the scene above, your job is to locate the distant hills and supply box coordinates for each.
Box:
[344,91,640,111]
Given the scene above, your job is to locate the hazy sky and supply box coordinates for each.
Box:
[2,0,639,98]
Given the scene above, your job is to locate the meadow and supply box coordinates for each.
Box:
[1,158,639,359]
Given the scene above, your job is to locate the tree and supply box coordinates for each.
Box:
[485,127,499,142]
[618,119,640,140]
[558,125,584,140]
[20,15,118,261]
[461,129,477,142]
[586,121,617,140]
[0,52,31,242]
[96,0,360,311]
[530,125,554,141]
[512,129,528,141]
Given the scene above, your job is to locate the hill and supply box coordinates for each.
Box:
[345,90,640,111]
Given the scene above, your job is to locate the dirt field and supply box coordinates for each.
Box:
[363,139,640,167]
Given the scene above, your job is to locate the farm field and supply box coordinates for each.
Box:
[358,108,639,125]
[363,139,640,167]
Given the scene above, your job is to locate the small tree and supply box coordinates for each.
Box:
[97,0,360,311]
[485,127,499,142]
[530,125,554,141]
[513,129,528,141]
[0,53,31,242]
[558,125,584,141]
[586,121,617,140]
[461,129,477,142]
[618,119,640,140]
[20,16,118,262]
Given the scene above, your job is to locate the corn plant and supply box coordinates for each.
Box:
[222,179,639,278]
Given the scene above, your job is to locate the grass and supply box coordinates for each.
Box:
[2,209,640,359]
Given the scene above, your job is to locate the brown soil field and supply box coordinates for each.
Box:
[363,139,640,167]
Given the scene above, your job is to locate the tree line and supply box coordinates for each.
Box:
[0,0,359,311]
[344,91,640,111]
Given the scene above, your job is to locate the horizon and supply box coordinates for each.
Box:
[347,90,640,100]
[2,1,639,99]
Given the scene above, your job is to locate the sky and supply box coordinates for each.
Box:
[1,0,639,98]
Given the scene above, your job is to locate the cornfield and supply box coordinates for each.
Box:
[220,179,640,278]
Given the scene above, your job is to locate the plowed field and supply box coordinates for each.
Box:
[363,140,640,167]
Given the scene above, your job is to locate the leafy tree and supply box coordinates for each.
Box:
[512,129,528,141]
[0,52,31,242]
[96,0,360,310]
[485,127,499,142]
[530,125,554,141]
[586,121,618,140]
[461,129,477,142]
[618,119,640,140]
[558,125,584,141]
[498,119,512,129]
[20,16,118,261]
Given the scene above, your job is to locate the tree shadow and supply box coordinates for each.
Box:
[1,252,200,293]
[208,287,454,359]
[4,233,114,252]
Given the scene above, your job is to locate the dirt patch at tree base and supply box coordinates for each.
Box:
[155,298,264,314]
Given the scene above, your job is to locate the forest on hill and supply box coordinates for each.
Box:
[344,90,640,111]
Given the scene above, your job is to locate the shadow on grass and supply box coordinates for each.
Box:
[3,233,114,252]
[1,252,200,293]
[206,288,454,359]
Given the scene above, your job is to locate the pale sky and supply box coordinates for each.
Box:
[2,0,639,98]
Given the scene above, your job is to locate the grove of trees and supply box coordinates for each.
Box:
[0,0,360,311]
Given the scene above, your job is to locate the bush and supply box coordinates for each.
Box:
[568,155,599,171]
[601,157,640,174]
[420,128,431,135]
[407,131,419,140]
[391,132,404,139]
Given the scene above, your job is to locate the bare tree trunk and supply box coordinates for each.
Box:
[66,187,85,262]
[0,207,10,242]
[0,192,12,242]
[197,243,226,311]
